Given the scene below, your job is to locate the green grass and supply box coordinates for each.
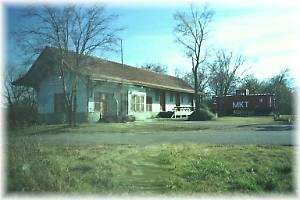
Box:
[6,116,294,194]
[7,139,294,194]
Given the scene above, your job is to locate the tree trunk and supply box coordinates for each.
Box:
[193,69,201,112]
[194,93,201,112]
[70,75,78,127]
[67,105,72,126]
[72,88,77,127]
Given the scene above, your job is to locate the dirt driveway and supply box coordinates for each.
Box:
[23,124,294,146]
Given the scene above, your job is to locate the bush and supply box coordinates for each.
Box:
[101,115,135,123]
[7,103,38,128]
[157,111,174,118]
[188,108,215,121]
[273,115,294,124]
[122,115,135,122]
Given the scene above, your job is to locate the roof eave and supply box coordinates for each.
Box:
[12,76,36,88]
[89,76,194,94]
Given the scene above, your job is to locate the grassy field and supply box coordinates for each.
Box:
[7,141,294,194]
[6,116,295,194]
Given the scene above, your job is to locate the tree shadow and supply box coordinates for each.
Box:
[24,125,69,136]
[255,125,294,131]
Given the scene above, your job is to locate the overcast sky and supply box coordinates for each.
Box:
[5,0,300,81]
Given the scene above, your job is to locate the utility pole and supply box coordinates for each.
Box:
[120,39,124,68]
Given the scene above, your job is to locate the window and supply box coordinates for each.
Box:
[181,95,184,103]
[169,93,174,102]
[146,96,152,111]
[131,94,145,112]
[54,93,66,113]
[155,92,160,101]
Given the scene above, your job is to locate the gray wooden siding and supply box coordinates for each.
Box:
[37,71,88,114]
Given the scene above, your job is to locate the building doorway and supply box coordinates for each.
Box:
[160,92,166,111]
[146,96,153,111]
[175,93,180,106]
[94,92,108,119]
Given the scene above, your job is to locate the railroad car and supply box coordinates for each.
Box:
[212,89,276,116]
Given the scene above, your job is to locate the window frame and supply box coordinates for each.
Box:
[131,94,145,112]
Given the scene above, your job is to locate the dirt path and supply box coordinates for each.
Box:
[23,125,294,146]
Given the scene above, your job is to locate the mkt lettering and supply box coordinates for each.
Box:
[232,101,248,109]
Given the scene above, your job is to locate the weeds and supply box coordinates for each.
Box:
[6,140,294,194]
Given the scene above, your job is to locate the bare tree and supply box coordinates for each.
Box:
[4,66,37,127]
[174,67,209,99]
[173,67,184,78]
[208,49,246,97]
[239,74,264,94]
[141,63,168,74]
[15,5,122,126]
[182,66,209,96]
[173,4,214,111]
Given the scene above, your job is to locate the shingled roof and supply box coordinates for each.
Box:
[14,47,194,93]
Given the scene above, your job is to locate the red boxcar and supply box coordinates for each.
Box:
[212,89,276,116]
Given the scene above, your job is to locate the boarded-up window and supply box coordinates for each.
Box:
[146,96,152,112]
[131,94,145,112]
[54,93,65,113]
